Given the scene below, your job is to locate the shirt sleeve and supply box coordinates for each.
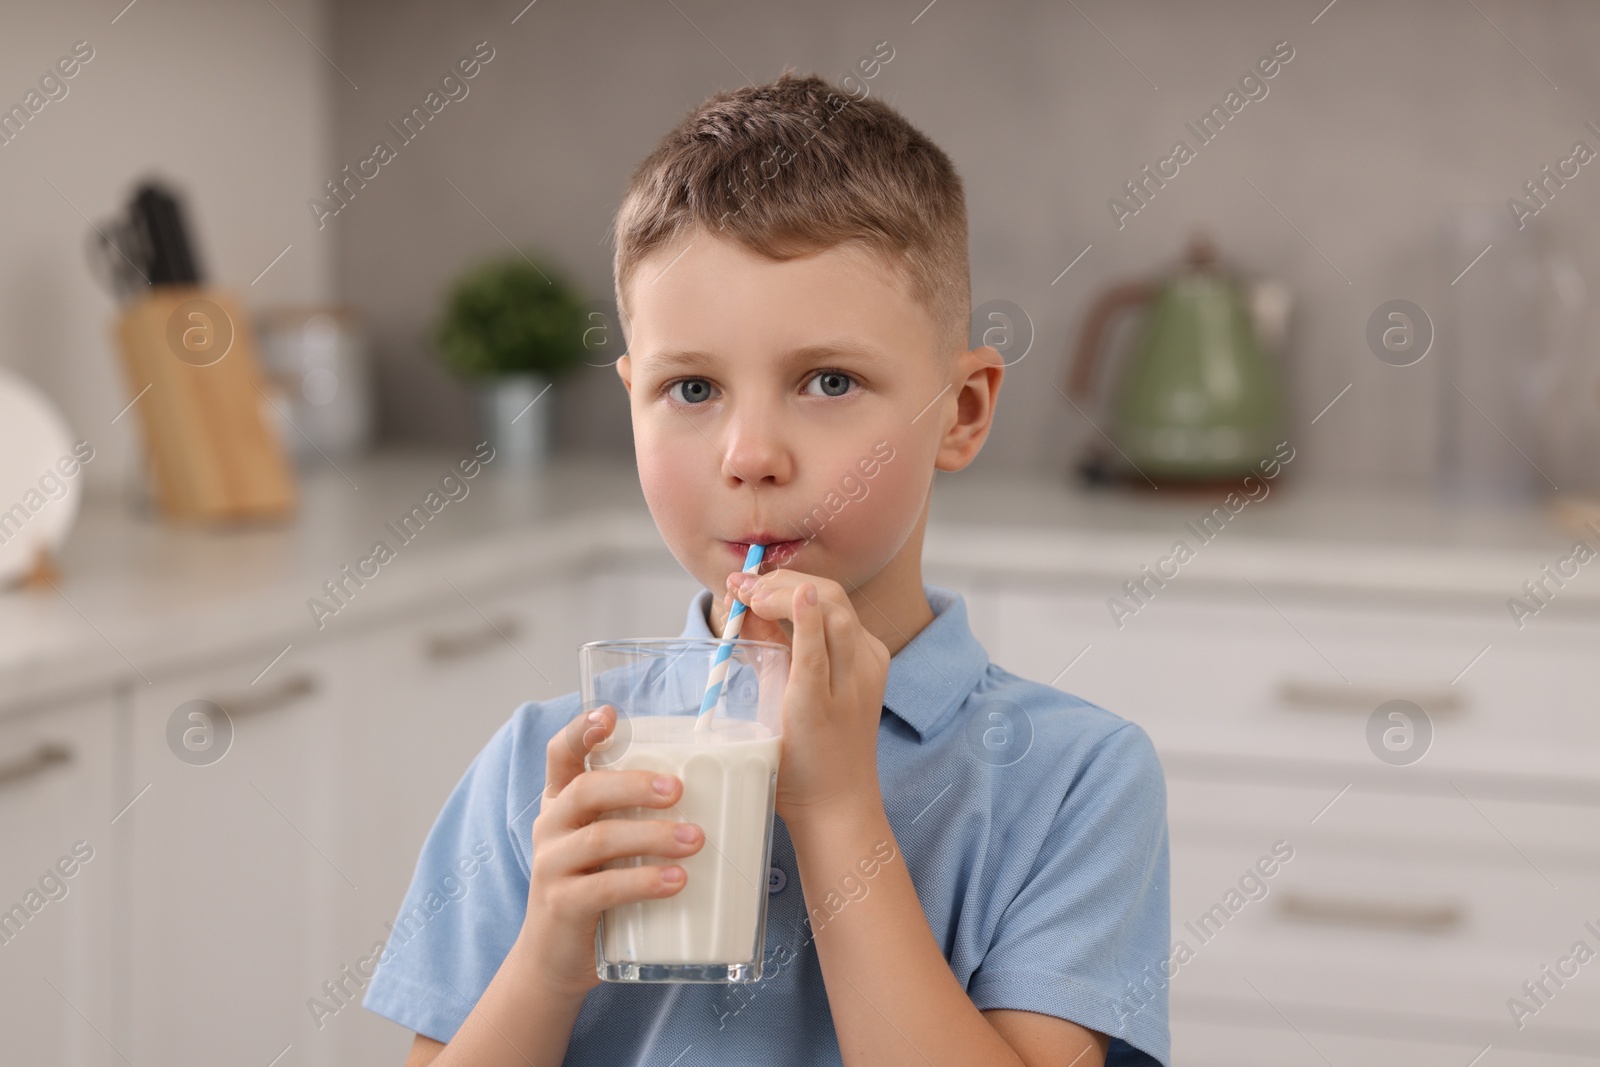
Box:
[966,720,1171,1067]
[361,699,550,1044]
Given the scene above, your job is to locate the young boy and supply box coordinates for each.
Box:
[363,70,1170,1066]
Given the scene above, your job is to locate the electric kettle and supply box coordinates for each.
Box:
[1065,232,1289,487]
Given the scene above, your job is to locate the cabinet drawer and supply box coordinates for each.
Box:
[124,645,339,1065]
[1168,835,1600,1051]
[993,584,1600,777]
[1173,1018,1599,1067]
[0,697,119,1067]
[1168,777,1600,868]
[321,572,589,1067]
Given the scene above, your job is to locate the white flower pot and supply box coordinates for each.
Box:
[475,373,553,471]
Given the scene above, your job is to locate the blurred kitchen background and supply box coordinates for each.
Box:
[2,0,1597,493]
[4,2,1600,1066]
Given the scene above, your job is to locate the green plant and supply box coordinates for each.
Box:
[434,254,589,380]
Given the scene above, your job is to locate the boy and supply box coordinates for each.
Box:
[363,70,1169,1066]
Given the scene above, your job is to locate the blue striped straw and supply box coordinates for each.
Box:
[695,542,765,730]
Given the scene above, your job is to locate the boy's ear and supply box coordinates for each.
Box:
[615,353,632,394]
[934,346,1003,474]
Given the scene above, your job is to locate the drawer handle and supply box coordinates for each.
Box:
[1276,890,1465,934]
[425,617,521,663]
[1276,679,1464,715]
[207,673,319,719]
[0,742,73,790]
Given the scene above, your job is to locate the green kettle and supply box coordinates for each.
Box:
[1065,233,1288,486]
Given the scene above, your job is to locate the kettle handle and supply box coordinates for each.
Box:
[1064,281,1154,400]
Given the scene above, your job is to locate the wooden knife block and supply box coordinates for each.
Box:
[113,287,297,523]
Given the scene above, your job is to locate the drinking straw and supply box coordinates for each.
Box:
[696,542,764,730]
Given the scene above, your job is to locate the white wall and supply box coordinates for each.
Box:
[327,0,1600,492]
[4,1,1598,497]
[0,0,334,495]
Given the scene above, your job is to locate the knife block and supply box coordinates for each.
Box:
[112,287,297,523]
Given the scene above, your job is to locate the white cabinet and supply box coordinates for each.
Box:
[984,577,1600,1060]
[121,644,341,1066]
[1173,1018,1600,1067]
[587,557,706,640]
[337,571,586,887]
[14,479,1596,1065]
[58,561,606,1067]
[990,581,1600,774]
[314,559,706,1062]
[0,694,118,1067]
[319,572,587,1066]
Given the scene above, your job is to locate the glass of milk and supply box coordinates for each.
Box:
[580,637,787,983]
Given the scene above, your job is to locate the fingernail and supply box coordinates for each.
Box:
[805,584,818,606]
[674,823,699,843]
[731,572,756,593]
[653,775,675,795]
[661,866,684,883]
[586,710,604,724]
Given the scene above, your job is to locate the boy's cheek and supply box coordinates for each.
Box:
[823,440,926,550]
[636,443,720,575]
[636,433,699,507]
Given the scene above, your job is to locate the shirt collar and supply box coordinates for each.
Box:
[680,582,989,742]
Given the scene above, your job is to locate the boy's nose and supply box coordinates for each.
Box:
[719,417,793,486]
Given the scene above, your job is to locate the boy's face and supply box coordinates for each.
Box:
[616,232,988,609]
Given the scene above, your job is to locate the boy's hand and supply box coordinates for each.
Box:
[515,705,705,999]
[726,568,891,825]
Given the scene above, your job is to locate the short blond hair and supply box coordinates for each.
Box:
[612,70,970,361]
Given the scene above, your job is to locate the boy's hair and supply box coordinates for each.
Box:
[612,69,970,362]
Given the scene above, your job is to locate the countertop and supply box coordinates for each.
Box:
[2,449,1594,716]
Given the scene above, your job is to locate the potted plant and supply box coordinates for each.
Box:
[434,253,589,470]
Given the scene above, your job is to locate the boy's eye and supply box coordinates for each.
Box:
[805,370,855,398]
[667,378,717,405]
[664,370,856,405]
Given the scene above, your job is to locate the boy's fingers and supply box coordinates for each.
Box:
[545,705,613,800]
[558,768,681,830]
[737,569,865,698]
[739,572,876,697]
[735,568,846,621]
[819,588,855,692]
[788,583,831,696]
[732,605,791,648]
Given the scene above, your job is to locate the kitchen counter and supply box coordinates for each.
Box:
[2,449,1594,717]
[8,451,1599,1065]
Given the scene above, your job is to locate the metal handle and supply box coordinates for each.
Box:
[1275,679,1464,716]
[0,742,74,791]
[1275,890,1465,934]
[425,617,521,663]
[207,672,319,719]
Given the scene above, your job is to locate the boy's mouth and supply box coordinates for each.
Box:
[724,537,807,569]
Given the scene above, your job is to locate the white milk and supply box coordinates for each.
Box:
[593,715,781,968]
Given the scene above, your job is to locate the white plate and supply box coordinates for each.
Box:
[0,370,83,587]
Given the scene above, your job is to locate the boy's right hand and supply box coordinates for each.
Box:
[515,704,705,999]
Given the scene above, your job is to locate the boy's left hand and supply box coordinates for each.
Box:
[726,568,890,825]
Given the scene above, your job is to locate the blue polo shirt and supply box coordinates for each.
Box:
[363,583,1170,1065]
